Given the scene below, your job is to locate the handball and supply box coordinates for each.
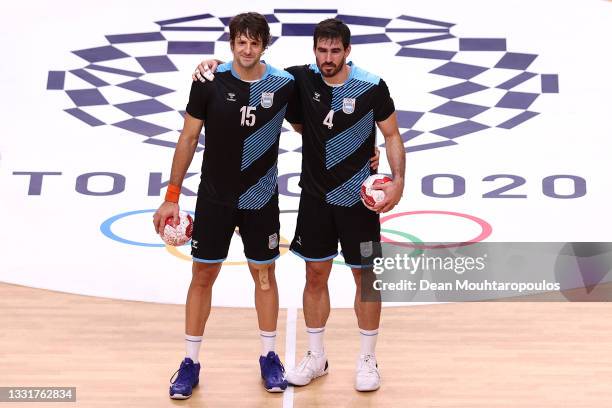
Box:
[160,211,193,246]
[360,174,392,207]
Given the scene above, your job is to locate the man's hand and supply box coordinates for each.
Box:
[370,146,380,170]
[153,201,180,234]
[192,59,219,82]
[370,179,404,214]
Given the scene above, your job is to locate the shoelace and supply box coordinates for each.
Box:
[296,351,318,374]
[360,355,378,374]
[169,363,192,384]
[265,354,286,374]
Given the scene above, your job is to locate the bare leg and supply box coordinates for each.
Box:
[248,262,279,332]
[303,260,333,328]
[185,262,222,336]
[351,267,381,330]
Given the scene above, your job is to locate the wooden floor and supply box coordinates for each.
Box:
[2,282,612,407]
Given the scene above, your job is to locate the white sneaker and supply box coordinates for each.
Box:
[286,351,328,386]
[355,354,380,391]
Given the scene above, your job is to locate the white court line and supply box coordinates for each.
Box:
[283,307,297,408]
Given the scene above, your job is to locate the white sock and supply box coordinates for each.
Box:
[185,334,202,363]
[359,329,378,356]
[307,327,325,354]
[260,330,277,356]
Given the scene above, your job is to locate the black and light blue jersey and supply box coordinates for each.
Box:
[186,62,294,209]
[285,63,395,206]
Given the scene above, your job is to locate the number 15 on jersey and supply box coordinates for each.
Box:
[240,106,256,127]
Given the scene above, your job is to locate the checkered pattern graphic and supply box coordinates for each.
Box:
[47,10,559,154]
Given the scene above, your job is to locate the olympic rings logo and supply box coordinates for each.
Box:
[380,211,493,250]
[100,209,493,265]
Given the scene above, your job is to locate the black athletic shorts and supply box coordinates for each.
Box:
[191,194,280,264]
[289,192,381,268]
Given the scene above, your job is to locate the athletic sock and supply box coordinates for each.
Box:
[359,328,378,356]
[260,330,277,356]
[307,327,325,354]
[185,334,202,363]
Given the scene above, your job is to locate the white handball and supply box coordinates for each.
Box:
[360,174,393,208]
[160,211,193,246]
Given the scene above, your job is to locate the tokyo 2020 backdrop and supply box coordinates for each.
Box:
[1,0,610,308]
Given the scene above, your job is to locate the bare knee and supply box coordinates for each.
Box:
[191,262,221,289]
[250,262,275,291]
[352,266,376,285]
[305,263,331,292]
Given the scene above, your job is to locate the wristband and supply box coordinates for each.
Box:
[165,184,180,203]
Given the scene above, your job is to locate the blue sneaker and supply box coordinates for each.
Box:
[259,351,288,392]
[169,358,200,399]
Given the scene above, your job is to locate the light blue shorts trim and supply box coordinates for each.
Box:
[192,256,226,264]
[290,249,338,262]
[246,254,280,265]
[344,262,375,269]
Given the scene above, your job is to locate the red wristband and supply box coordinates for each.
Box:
[165,184,180,203]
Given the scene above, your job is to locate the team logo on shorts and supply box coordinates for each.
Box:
[342,98,356,114]
[360,241,373,257]
[191,240,199,250]
[261,92,274,108]
[268,233,278,249]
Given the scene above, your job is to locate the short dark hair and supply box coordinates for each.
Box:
[313,18,351,49]
[229,12,270,49]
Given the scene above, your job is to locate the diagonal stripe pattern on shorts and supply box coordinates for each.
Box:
[241,105,287,171]
[325,110,374,169]
[238,162,278,209]
[326,162,371,206]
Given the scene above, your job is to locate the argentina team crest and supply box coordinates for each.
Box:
[261,92,274,108]
[342,97,356,114]
[360,241,373,257]
[268,233,278,249]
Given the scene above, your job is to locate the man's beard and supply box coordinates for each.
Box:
[319,58,345,78]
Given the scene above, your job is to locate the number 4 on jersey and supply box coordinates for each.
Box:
[323,109,334,129]
[240,106,256,127]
